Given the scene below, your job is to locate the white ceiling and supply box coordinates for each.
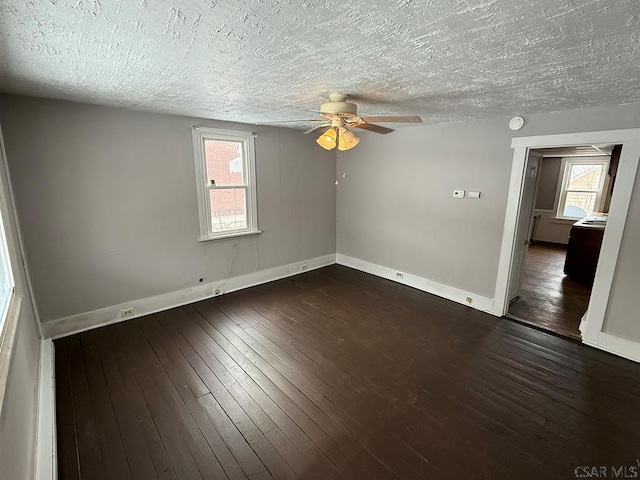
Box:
[1,0,639,128]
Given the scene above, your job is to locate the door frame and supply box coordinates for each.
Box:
[494,129,640,361]
[508,151,542,303]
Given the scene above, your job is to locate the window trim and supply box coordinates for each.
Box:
[192,126,259,241]
[0,129,21,415]
[0,205,14,332]
[555,157,609,220]
[0,294,22,414]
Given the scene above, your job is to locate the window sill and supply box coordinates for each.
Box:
[549,217,579,224]
[198,230,262,243]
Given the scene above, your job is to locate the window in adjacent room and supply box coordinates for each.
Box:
[556,158,609,219]
[192,127,259,241]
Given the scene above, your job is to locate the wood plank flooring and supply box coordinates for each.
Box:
[508,243,591,339]
[55,265,640,479]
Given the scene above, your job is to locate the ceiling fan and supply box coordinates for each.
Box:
[276,93,422,151]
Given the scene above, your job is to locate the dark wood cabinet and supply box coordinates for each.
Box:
[564,217,605,285]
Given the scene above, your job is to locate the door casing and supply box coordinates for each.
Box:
[494,129,640,362]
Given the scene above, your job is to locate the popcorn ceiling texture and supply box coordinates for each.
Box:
[0,0,639,127]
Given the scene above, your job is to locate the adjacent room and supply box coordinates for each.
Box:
[1,1,640,479]
[507,144,620,339]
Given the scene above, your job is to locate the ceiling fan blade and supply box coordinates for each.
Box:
[352,122,394,134]
[359,116,422,123]
[303,124,330,134]
[265,119,326,123]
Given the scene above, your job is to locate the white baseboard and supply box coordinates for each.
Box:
[336,254,496,315]
[35,339,56,480]
[43,254,336,339]
[584,332,640,364]
[579,314,588,337]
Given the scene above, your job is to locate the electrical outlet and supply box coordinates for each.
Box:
[469,191,481,198]
[120,308,135,318]
[453,190,465,198]
[396,272,404,278]
[301,263,308,271]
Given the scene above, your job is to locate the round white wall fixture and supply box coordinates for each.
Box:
[509,116,525,130]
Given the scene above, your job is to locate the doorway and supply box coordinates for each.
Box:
[493,129,640,359]
[505,145,618,339]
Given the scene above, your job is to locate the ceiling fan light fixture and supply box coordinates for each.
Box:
[299,93,421,151]
[338,128,360,151]
[316,127,337,150]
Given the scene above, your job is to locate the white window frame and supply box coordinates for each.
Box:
[555,157,609,220]
[0,127,22,416]
[192,127,259,241]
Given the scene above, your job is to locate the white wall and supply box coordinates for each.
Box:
[337,102,640,336]
[0,94,336,329]
[532,211,573,244]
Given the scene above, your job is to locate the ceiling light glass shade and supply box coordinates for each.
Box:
[316,127,337,150]
[338,128,360,151]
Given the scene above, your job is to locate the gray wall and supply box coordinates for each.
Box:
[337,117,511,298]
[337,102,640,339]
[533,157,578,245]
[2,93,639,348]
[604,163,640,340]
[535,157,561,210]
[0,309,40,480]
[0,123,41,479]
[0,94,336,325]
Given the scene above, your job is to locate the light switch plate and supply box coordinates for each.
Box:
[469,191,481,198]
[453,190,465,198]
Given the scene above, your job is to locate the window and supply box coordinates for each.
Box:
[556,158,609,219]
[0,137,18,414]
[0,208,13,337]
[192,127,259,240]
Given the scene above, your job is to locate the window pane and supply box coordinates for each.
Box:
[204,140,244,187]
[0,213,12,328]
[563,191,597,218]
[210,188,247,232]
[568,164,603,191]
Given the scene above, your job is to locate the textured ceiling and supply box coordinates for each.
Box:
[1,0,639,128]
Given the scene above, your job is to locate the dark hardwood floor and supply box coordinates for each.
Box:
[508,243,591,340]
[55,265,640,480]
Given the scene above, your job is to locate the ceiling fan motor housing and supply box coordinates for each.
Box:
[321,93,358,117]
